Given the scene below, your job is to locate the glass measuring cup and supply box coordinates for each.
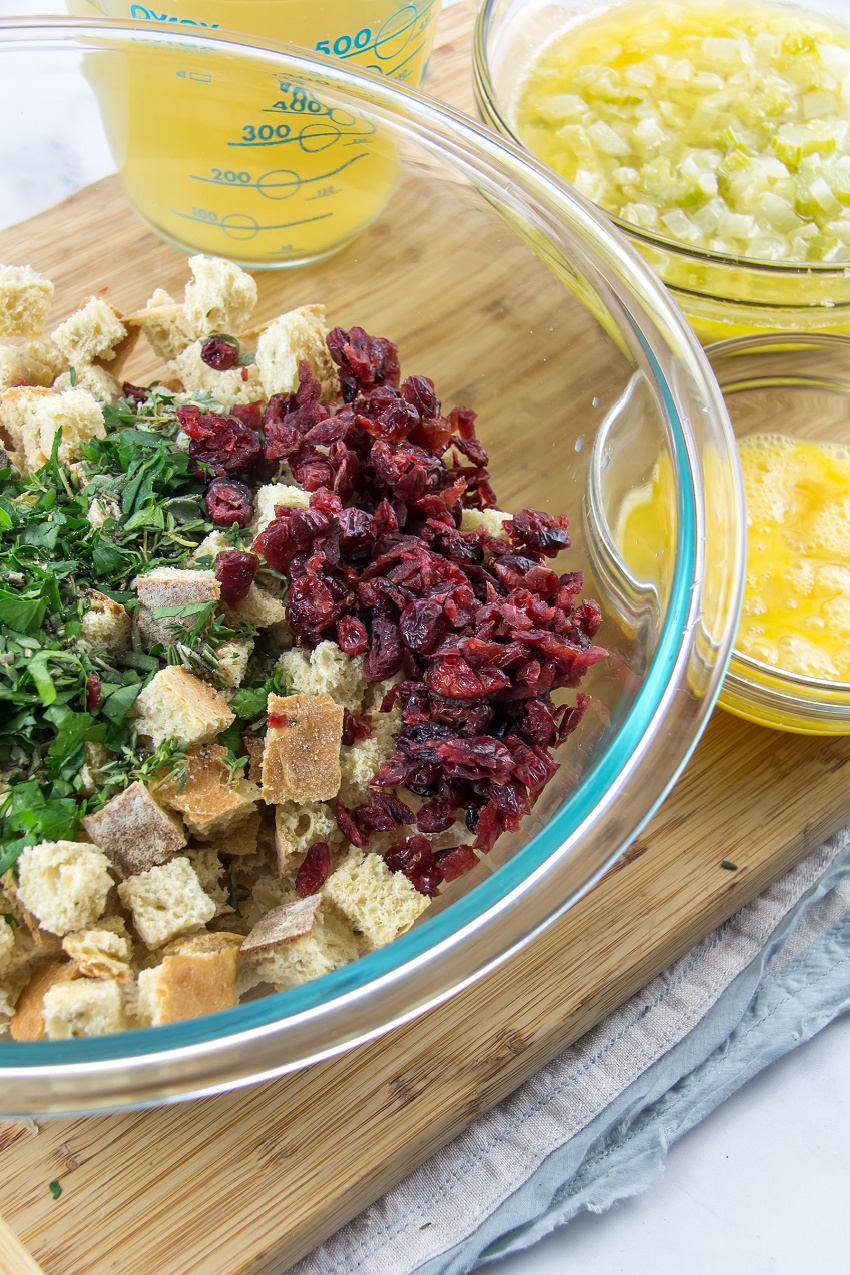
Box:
[66,1,441,265]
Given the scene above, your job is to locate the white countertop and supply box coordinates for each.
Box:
[2,2,848,1269]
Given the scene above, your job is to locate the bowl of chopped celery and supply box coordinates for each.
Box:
[0,17,745,1114]
[475,0,850,341]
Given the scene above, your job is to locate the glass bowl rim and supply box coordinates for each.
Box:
[0,15,742,1106]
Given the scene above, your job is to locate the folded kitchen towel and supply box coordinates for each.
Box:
[288,824,850,1275]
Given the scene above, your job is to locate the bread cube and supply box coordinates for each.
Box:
[459,507,511,538]
[324,850,430,950]
[247,905,358,991]
[190,529,229,563]
[0,263,54,337]
[51,296,127,364]
[53,363,123,405]
[78,589,132,654]
[1,384,105,473]
[154,743,260,840]
[251,481,311,536]
[168,338,263,411]
[214,638,253,689]
[255,304,338,399]
[201,809,262,858]
[262,692,344,804]
[25,336,68,379]
[61,929,133,982]
[16,840,114,937]
[10,960,79,1041]
[0,343,53,391]
[274,801,340,875]
[240,895,322,958]
[229,582,287,629]
[43,978,126,1039]
[278,641,366,712]
[135,566,220,645]
[133,665,234,748]
[82,780,187,878]
[117,856,216,948]
[183,255,257,337]
[125,287,194,360]
[137,945,240,1025]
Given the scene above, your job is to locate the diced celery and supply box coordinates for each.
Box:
[810,174,843,214]
[587,119,632,155]
[661,208,701,239]
[806,232,841,258]
[775,123,838,168]
[716,126,754,154]
[702,36,754,65]
[572,64,644,105]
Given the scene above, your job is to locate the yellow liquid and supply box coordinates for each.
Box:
[69,1,439,265]
[618,436,850,682]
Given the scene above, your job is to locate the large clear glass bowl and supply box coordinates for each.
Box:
[474,0,850,343]
[0,16,744,1114]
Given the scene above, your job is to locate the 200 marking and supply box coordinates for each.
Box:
[210,169,251,183]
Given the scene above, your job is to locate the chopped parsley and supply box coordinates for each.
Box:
[48,1180,62,1200]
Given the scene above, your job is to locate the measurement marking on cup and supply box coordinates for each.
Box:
[190,154,368,201]
[172,208,333,241]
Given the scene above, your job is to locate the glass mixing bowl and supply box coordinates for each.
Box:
[0,16,744,1114]
[474,0,850,343]
[708,333,850,733]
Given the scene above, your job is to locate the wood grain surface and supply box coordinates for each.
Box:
[3,3,850,1273]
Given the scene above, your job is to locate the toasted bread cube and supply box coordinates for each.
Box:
[214,638,253,689]
[324,850,430,950]
[117,856,216,948]
[43,978,126,1038]
[51,296,127,364]
[168,339,263,411]
[190,528,230,563]
[10,961,79,1041]
[0,343,53,391]
[135,566,220,645]
[182,844,229,914]
[262,692,344,804]
[25,336,68,379]
[0,263,53,337]
[53,363,123,404]
[251,481,311,536]
[2,384,106,473]
[242,734,265,784]
[133,666,234,748]
[137,946,240,1025]
[247,906,358,990]
[126,288,194,360]
[163,930,243,957]
[78,589,131,654]
[201,809,262,858]
[459,507,511,538]
[183,255,257,337]
[255,305,338,400]
[154,743,260,840]
[278,641,366,713]
[61,929,133,982]
[16,840,114,937]
[274,801,339,875]
[229,582,287,629]
[82,780,187,878]
[240,895,323,958]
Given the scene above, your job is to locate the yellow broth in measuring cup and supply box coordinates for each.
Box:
[68,1,440,264]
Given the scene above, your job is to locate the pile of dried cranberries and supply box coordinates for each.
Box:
[181,326,607,896]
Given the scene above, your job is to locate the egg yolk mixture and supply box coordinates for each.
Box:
[736,434,850,679]
[511,0,850,262]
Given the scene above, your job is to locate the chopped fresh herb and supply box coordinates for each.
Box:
[720,860,739,871]
[69,366,76,387]
[48,1180,62,1199]
[226,867,251,917]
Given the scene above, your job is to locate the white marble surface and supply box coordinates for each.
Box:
[1,4,849,1271]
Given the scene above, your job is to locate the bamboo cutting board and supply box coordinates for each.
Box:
[4,4,850,1272]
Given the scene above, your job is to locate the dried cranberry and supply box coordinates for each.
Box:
[336,804,369,848]
[215,550,258,607]
[122,382,149,406]
[86,672,101,710]
[205,477,253,527]
[295,843,331,897]
[341,708,373,745]
[201,335,239,370]
[337,615,369,656]
[327,326,400,401]
[267,711,289,730]
[416,798,456,834]
[507,509,571,557]
[435,844,478,882]
[363,618,403,681]
[177,405,262,478]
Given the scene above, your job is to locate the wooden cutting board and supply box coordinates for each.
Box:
[4,4,850,1272]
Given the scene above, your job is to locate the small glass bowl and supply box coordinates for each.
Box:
[473,0,850,343]
[708,333,850,733]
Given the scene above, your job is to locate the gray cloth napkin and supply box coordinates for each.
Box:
[289,824,850,1275]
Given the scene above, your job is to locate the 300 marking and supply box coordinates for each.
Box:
[240,123,292,142]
